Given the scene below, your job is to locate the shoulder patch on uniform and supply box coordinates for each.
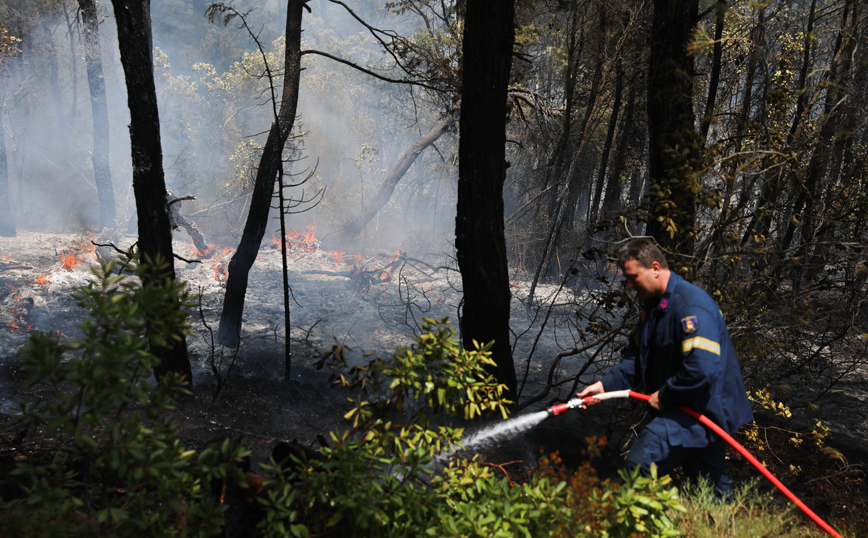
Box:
[681,315,698,333]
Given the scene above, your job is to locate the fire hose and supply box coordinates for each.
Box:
[547,390,843,538]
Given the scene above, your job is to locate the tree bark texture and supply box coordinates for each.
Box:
[700,0,726,141]
[216,0,304,348]
[347,108,457,237]
[80,0,116,229]
[455,0,516,394]
[589,55,623,227]
[644,0,699,258]
[111,0,191,383]
[600,81,640,219]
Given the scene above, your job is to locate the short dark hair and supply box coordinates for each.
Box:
[617,238,669,270]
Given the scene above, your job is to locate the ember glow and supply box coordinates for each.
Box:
[329,250,345,269]
[60,252,81,271]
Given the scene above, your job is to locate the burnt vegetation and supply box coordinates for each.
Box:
[0,0,866,536]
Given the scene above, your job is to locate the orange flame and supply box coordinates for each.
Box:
[329,251,345,268]
[34,274,51,287]
[213,263,228,282]
[61,252,81,271]
[1,253,14,262]
[303,222,317,244]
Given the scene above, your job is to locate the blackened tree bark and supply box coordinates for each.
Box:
[700,0,726,141]
[600,81,640,219]
[644,0,699,259]
[589,55,624,227]
[110,0,191,384]
[455,0,516,394]
[347,108,457,237]
[80,0,115,229]
[216,0,305,348]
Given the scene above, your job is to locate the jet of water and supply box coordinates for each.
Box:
[430,409,552,469]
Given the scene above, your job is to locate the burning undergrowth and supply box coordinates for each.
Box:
[0,229,574,462]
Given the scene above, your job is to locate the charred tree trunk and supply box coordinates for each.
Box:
[589,54,623,227]
[216,0,304,348]
[600,81,640,220]
[700,0,726,141]
[110,0,191,384]
[80,0,116,229]
[644,0,699,258]
[455,0,516,395]
[347,108,457,237]
[561,3,607,229]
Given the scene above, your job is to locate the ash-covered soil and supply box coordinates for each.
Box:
[1,230,867,535]
[0,229,574,463]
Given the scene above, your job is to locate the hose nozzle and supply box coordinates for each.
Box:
[547,397,586,417]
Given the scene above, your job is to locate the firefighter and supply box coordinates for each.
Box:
[579,238,753,498]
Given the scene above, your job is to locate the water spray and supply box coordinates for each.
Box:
[545,390,843,538]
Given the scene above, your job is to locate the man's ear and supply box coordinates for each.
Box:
[650,261,661,273]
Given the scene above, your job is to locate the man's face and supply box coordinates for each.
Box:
[621,258,662,300]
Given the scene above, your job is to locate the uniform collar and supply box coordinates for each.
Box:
[650,272,679,311]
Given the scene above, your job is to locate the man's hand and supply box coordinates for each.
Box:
[577,381,605,407]
[648,391,662,411]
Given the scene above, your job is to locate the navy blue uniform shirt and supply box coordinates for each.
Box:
[601,272,753,448]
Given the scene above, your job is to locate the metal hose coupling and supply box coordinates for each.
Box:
[546,397,585,417]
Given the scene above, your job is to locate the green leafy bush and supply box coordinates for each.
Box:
[1,260,248,537]
[258,318,686,538]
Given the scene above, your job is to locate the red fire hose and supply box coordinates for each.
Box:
[549,390,843,538]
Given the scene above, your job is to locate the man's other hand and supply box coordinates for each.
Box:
[648,391,662,411]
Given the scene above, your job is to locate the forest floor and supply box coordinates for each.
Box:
[0,230,866,535]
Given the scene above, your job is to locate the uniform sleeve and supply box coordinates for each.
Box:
[658,308,721,409]
[601,324,640,391]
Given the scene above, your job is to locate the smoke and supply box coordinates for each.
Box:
[0,1,456,257]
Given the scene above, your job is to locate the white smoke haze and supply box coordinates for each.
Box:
[0,1,454,251]
[0,0,606,391]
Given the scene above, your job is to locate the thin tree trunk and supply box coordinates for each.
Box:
[600,81,639,219]
[562,2,607,228]
[80,0,116,229]
[456,0,516,395]
[110,0,191,384]
[217,0,304,348]
[700,0,726,141]
[347,109,457,237]
[589,55,623,227]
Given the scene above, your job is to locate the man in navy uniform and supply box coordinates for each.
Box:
[579,238,753,497]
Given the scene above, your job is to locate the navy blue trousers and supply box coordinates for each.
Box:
[624,425,732,496]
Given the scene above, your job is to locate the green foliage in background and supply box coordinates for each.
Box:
[1,260,248,537]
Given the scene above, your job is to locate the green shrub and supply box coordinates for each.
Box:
[258,318,686,538]
[1,260,248,537]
